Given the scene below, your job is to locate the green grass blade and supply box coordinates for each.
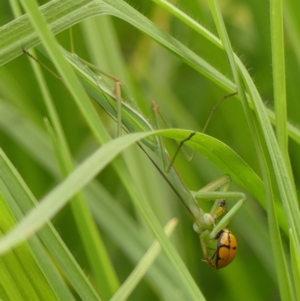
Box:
[290,229,300,301]
[109,219,178,301]
[44,103,119,299]
[270,0,288,157]
[0,194,59,301]
[0,150,102,301]
[0,132,151,253]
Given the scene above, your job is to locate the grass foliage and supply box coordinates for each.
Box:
[0,0,300,300]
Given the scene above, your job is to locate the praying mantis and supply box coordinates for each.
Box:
[25,47,246,269]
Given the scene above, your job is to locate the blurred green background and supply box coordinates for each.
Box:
[1,0,300,300]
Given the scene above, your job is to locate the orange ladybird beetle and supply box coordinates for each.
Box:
[209,229,237,269]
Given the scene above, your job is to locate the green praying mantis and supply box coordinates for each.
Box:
[24,47,246,269]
